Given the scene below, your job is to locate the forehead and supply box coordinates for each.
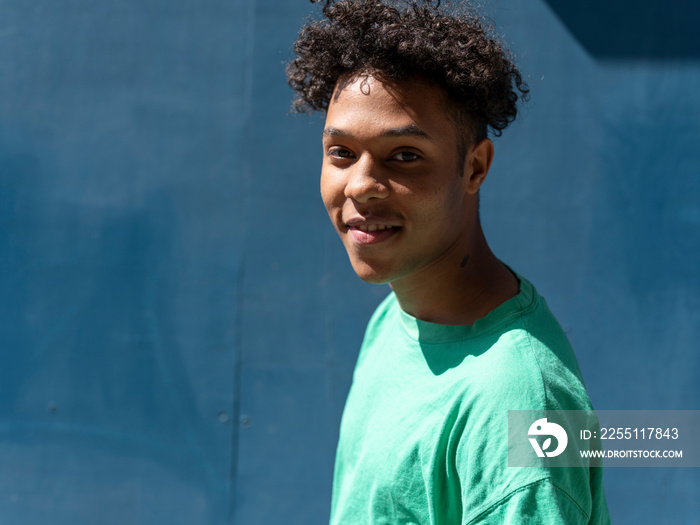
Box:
[325,75,455,136]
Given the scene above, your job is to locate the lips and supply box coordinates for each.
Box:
[344,217,402,245]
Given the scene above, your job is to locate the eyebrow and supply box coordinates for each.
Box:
[322,124,434,141]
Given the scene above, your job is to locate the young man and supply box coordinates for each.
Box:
[288,1,610,523]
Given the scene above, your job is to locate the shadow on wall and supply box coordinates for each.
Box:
[544,0,700,59]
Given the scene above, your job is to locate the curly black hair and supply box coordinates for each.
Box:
[287,0,528,148]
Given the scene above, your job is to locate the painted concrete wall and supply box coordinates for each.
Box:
[1,0,698,523]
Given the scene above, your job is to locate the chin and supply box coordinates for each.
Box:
[350,260,395,285]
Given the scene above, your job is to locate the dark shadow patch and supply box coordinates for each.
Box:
[544,0,700,59]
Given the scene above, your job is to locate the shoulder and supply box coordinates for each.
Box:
[464,276,592,412]
[450,276,605,523]
[364,290,398,334]
[354,291,399,368]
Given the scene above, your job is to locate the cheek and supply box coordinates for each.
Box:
[416,183,467,234]
[320,170,343,214]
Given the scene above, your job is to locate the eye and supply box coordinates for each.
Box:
[389,151,421,162]
[328,147,355,159]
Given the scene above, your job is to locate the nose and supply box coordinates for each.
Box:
[344,155,390,203]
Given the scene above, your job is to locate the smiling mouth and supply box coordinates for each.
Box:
[346,224,402,245]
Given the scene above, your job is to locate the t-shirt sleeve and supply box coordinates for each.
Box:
[464,478,592,525]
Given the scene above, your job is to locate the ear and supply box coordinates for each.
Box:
[462,138,494,195]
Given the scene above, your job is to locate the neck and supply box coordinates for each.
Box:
[389,223,519,326]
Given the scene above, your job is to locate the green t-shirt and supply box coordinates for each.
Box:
[330,275,610,524]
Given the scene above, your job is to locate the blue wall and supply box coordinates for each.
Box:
[0,0,698,523]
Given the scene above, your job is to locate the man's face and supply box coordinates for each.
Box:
[321,74,479,286]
